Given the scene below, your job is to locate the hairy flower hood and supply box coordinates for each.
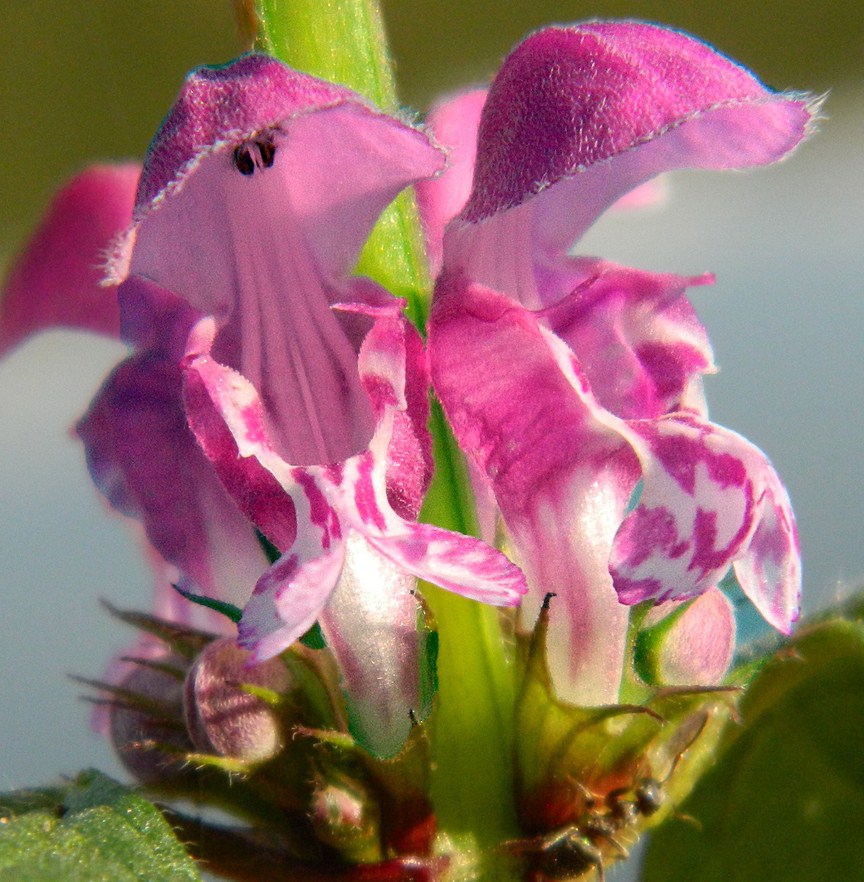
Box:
[429,22,808,704]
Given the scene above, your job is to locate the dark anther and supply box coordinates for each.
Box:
[232,145,255,176]
[542,592,558,611]
[258,139,276,168]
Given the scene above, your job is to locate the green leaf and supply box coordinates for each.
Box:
[644,619,864,882]
[0,770,201,881]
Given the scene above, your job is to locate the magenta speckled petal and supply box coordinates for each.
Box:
[610,415,801,631]
[537,258,714,419]
[367,522,525,606]
[1,164,139,356]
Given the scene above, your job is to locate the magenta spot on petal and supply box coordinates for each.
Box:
[616,505,679,568]
[362,374,399,415]
[669,540,689,559]
[239,403,269,445]
[637,341,707,410]
[325,462,344,484]
[293,470,338,549]
[613,573,664,605]
[254,554,299,597]
[689,492,754,580]
[352,453,387,532]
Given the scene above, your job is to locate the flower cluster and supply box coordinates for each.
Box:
[1,19,812,879]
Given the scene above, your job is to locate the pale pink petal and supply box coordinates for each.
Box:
[610,415,801,632]
[416,88,487,272]
[1,164,139,356]
[644,588,736,686]
[609,177,667,212]
[319,533,429,758]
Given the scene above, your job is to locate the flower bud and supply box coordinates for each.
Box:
[109,655,193,784]
[310,779,381,863]
[183,637,291,763]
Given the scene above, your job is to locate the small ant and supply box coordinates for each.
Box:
[513,712,709,881]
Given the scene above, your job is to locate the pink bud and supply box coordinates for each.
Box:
[184,638,291,763]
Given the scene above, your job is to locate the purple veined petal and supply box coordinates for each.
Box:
[112,55,444,468]
[643,587,736,686]
[416,87,488,273]
[318,532,428,759]
[447,22,816,304]
[78,349,266,609]
[120,55,446,286]
[535,258,715,419]
[430,271,641,703]
[610,415,801,632]
[0,164,139,357]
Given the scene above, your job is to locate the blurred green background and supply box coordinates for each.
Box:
[1,0,862,258]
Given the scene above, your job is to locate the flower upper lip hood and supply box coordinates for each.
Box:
[459,21,814,229]
[429,21,808,704]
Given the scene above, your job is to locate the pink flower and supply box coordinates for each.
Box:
[428,22,810,704]
[3,55,526,756]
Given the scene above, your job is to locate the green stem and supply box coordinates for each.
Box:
[252,0,431,329]
[251,0,518,848]
[420,403,519,846]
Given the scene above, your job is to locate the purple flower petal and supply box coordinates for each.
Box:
[416,88,487,273]
[537,258,714,419]
[446,22,815,307]
[78,347,267,609]
[1,164,139,356]
[430,271,639,703]
[462,22,814,232]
